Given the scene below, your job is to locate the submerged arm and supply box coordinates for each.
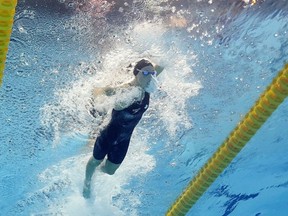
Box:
[92,85,130,111]
[92,86,116,97]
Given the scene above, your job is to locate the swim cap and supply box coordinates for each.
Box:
[133,59,153,76]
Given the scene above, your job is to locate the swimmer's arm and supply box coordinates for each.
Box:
[113,83,134,111]
[92,86,116,97]
[155,65,164,77]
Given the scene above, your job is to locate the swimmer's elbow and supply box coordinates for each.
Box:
[92,88,104,97]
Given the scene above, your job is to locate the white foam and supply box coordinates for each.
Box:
[31,135,154,215]
[40,20,202,144]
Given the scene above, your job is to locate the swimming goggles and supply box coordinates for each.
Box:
[137,69,157,76]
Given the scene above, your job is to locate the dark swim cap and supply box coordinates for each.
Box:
[133,59,153,76]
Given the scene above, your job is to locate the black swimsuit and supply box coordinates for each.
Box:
[93,92,150,164]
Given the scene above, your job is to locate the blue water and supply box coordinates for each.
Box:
[1,0,287,215]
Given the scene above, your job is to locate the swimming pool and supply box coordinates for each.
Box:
[1,0,287,215]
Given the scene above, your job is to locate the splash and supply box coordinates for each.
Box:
[18,135,155,215]
[40,20,202,145]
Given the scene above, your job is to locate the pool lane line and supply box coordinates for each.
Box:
[166,64,288,216]
[0,0,17,85]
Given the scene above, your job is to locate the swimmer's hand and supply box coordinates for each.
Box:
[155,65,164,76]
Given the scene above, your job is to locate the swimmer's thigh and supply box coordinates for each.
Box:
[93,134,109,161]
[107,138,130,164]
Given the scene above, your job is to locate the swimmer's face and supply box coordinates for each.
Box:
[135,65,155,89]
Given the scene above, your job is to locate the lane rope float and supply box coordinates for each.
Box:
[166,64,288,216]
[0,0,18,85]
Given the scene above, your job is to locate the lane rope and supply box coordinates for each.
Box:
[0,0,18,85]
[166,64,288,216]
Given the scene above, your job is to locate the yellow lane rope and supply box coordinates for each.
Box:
[166,64,288,216]
[0,0,17,85]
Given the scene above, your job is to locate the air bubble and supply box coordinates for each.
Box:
[119,7,124,13]
[18,25,27,33]
[67,2,75,8]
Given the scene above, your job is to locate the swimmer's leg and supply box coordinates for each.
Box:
[101,138,130,175]
[101,159,121,175]
[83,132,107,198]
[83,156,103,199]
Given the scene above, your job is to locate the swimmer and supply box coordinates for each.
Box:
[83,59,164,199]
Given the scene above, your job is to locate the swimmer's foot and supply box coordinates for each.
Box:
[83,179,91,199]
